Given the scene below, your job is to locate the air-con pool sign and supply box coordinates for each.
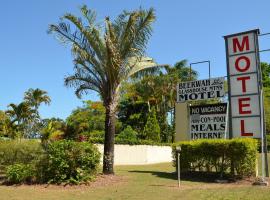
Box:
[224,29,262,138]
[190,103,227,139]
[177,77,225,102]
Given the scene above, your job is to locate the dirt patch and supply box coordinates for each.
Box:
[2,174,128,191]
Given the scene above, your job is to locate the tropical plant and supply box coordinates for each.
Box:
[49,5,158,174]
[0,111,12,137]
[24,88,51,112]
[40,118,65,143]
[5,102,37,138]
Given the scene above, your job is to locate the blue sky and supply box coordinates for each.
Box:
[0,0,270,119]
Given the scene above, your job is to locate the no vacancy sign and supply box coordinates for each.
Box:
[190,103,227,140]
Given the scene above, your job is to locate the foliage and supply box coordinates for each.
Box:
[261,63,270,134]
[119,60,198,142]
[5,102,38,138]
[89,137,170,146]
[6,163,35,184]
[88,130,105,138]
[116,126,138,141]
[0,111,13,137]
[143,109,160,142]
[118,99,149,134]
[261,62,270,87]
[40,118,65,143]
[264,87,270,134]
[0,140,100,185]
[0,140,44,173]
[65,101,122,140]
[24,88,51,111]
[49,5,158,174]
[3,88,51,139]
[172,138,258,177]
[43,140,101,184]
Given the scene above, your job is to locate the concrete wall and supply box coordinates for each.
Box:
[96,144,172,165]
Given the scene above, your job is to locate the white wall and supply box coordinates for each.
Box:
[96,144,172,165]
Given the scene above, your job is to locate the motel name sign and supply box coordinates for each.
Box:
[224,29,262,138]
[177,77,225,102]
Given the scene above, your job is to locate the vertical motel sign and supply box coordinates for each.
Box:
[224,29,263,138]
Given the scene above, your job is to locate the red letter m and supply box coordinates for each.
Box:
[232,35,250,53]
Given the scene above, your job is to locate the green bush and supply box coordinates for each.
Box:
[89,137,170,146]
[89,130,105,138]
[143,110,160,142]
[172,138,258,177]
[116,126,138,141]
[6,163,35,184]
[43,140,101,184]
[0,140,44,173]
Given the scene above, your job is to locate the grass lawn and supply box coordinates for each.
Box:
[1,161,270,200]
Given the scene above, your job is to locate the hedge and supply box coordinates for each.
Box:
[89,137,170,146]
[172,138,258,177]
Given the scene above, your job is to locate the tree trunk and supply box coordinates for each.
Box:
[103,105,116,174]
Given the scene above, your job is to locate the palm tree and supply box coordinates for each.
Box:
[24,88,51,111]
[6,102,37,138]
[48,5,158,174]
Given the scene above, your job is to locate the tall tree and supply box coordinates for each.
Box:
[24,88,51,112]
[49,5,158,174]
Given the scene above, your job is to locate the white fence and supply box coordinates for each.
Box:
[96,144,172,165]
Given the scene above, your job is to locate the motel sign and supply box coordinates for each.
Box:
[224,29,263,138]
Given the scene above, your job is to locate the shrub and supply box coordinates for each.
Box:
[143,110,160,142]
[0,140,44,173]
[43,140,101,184]
[89,137,170,146]
[172,138,258,177]
[116,126,138,141]
[6,163,35,184]
[89,130,105,138]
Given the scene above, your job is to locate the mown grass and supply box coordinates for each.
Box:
[0,160,270,200]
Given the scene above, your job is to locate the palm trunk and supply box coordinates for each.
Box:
[103,105,116,174]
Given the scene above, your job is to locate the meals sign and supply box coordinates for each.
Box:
[190,103,227,139]
[177,77,225,102]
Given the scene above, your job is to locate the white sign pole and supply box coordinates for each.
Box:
[178,152,181,188]
[260,89,265,179]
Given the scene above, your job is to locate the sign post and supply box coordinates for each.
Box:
[224,29,268,185]
[224,29,262,139]
[176,146,181,188]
